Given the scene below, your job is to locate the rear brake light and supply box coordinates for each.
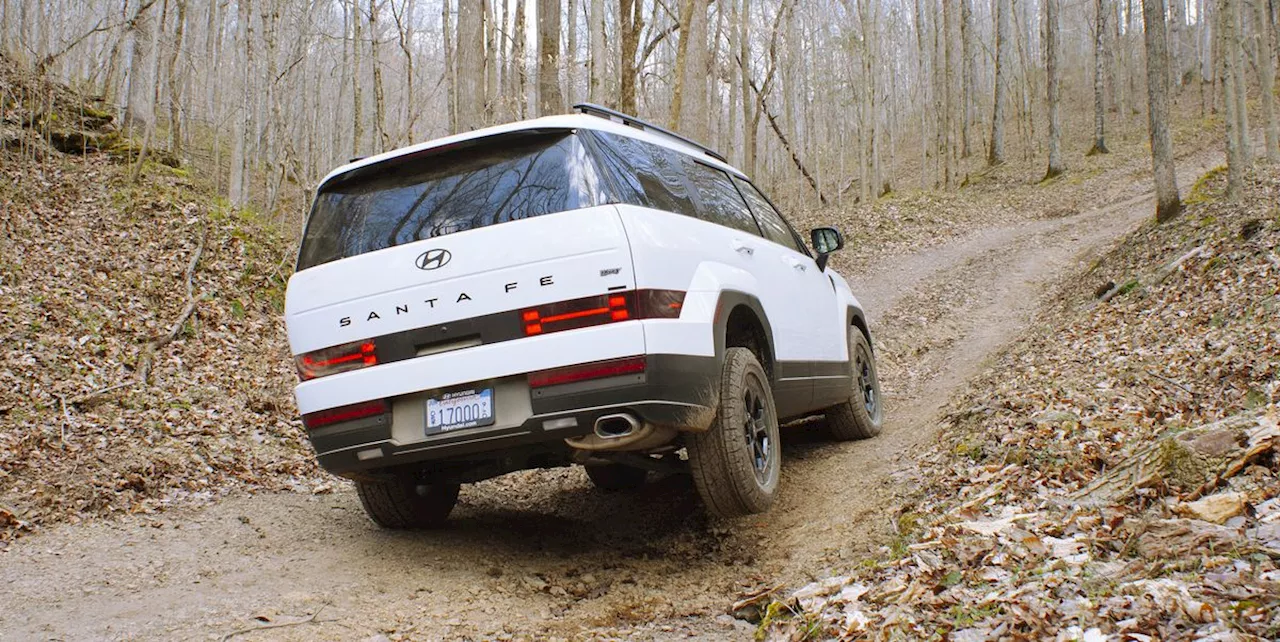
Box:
[302,399,389,430]
[295,340,377,381]
[529,356,647,388]
[521,290,684,336]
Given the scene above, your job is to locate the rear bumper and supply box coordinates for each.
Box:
[308,354,718,477]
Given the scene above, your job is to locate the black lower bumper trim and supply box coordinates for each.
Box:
[311,353,719,479]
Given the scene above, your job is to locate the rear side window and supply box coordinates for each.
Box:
[682,159,761,236]
[587,131,697,215]
[733,177,808,255]
[298,132,603,270]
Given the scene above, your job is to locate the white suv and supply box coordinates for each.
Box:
[285,104,883,527]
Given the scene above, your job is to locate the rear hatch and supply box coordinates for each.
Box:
[285,131,638,356]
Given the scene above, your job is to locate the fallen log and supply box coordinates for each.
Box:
[1071,411,1276,506]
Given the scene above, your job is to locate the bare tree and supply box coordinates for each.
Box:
[457,0,484,130]
[988,0,1010,166]
[671,0,710,140]
[1088,0,1109,155]
[1254,0,1279,161]
[1220,0,1247,198]
[589,0,606,101]
[537,0,564,114]
[1044,0,1065,179]
[1142,0,1181,221]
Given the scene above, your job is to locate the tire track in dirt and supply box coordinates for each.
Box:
[0,153,1225,642]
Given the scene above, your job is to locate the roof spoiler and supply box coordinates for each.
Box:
[572,102,728,164]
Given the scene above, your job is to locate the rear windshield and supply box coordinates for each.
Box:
[297,132,604,270]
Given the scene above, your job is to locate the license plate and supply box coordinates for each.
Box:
[426,388,495,435]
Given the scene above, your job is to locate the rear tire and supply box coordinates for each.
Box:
[687,347,781,518]
[356,473,460,529]
[584,463,649,491]
[826,327,884,441]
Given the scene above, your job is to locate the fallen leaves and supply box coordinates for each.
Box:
[1,64,322,541]
[760,166,1280,639]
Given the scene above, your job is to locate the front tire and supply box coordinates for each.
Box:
[687,347,782,518]
[585,463,649,491]
[826,327,884,440]
[355,473,460,529]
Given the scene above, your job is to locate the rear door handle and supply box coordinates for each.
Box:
[731,239,755,256]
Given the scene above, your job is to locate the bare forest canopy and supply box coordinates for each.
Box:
[2,0,1278,225]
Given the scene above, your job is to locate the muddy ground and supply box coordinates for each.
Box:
[0,151,1224,642]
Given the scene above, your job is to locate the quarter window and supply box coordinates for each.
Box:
[682,159,762,236]
[733,177,808,255]
[587,131,697,216]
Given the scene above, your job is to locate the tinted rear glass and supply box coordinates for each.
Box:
[298,132,603,270]
[585,131,698,215]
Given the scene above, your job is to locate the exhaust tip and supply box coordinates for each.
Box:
[594,413,639,439]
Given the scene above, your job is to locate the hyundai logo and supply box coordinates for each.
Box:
[415,248,452,271]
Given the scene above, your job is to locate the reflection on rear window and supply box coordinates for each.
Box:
[297,133,603,270]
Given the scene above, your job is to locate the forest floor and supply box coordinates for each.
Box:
[3,58,1274,641]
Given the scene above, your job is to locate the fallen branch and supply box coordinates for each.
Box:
[749,78,828,205]
[219,605,328,642]
[137,228,206,383]
[1154,245,1205,284]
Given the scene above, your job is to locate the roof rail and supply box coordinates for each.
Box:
[572,102,728,163]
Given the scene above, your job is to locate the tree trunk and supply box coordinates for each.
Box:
[1231,0,1249,166]
[671,0,709,140]
[352,0,365,152]
[370,0,390,152]
[590,0,606,101]
[942,0,956,188]
[444,0,457,132]
[670,0,697,129]
[960,0,974,158]
[1257,0,1279,160]
[567,0,578,101]
[1169,0,1185,86]
[124,0,156,131]
[167,0,187,159]
[1044,0,1065,179]
[1142,0,1182,220]
[988,0,1009,166]
[739,0,755,176]
[618,0,641,113]
[513,0,527,118]
[1088,0,1109,155]
[457,0,484,129]
[537,0,564,114]
[1221,0,1246,198]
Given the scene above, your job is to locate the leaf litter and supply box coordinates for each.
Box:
[760,166,1280,640]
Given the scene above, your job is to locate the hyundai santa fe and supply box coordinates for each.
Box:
[285,104,883,527]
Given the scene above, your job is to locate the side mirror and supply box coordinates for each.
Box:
[810,227,844,271]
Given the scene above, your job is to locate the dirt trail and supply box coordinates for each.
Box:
[0,156,1222,642]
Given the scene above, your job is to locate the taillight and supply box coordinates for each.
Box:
[635,289,685,319]
[528,356,647,388]
[302,399,389,430]
[295,339,377,381]
[521,290,684,336]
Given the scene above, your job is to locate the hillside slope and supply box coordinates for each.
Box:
[767,167,1280,639]
[0,56,318,541]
